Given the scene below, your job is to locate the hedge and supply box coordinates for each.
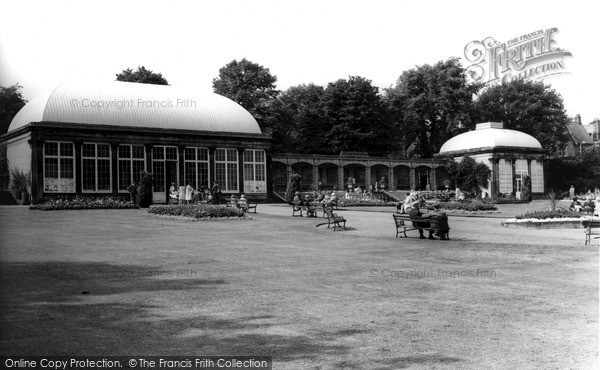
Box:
[148,204,244,219]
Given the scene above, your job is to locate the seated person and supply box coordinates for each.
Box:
[229,194,238,207]
[169,182,178,204]
[405,195,434,239]
[569,197,582,212]
[293,191,301,204]
[426,204,449,240]
[582,196,595,214]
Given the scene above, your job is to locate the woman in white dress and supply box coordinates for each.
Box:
[185,183,194,204]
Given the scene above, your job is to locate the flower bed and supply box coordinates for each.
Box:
[29,196,139,211]
[515,209,583,220]
[435,200,498,212]
[336,197,396,207]
[148,204,245,219]
[502,217,595,229]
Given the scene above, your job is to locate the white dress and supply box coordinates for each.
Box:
[185,185,193,201]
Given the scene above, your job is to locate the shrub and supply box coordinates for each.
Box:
[336,197,396,207]
[9,168,30,203]
[515,209,583,220]
[435,199,498,212]
[29,196,139,211]
[148,204,244,219]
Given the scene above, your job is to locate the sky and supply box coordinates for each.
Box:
[1,0,598,123]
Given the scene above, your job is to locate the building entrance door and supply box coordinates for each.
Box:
[152,146,179,204]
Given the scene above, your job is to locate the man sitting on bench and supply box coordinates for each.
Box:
[405,193,435,240]
[426,204,449,240]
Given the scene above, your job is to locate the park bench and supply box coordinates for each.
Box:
[392,213,450,240]
[226,199,257,213]
[583,219,600,245]
[317,206,346,231]
[292,200,319,217]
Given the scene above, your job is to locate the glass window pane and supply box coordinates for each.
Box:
[227,149,237,161]
[244,163,253,181]
[153,147,164,160]
[44,142,58,156]
[244,150,253,162]
[118,160,131,191]
[82,159,95,190]
[83,144,95,157]
[60,158,74,178]
[198,148,208,161]
[166,147,178,160]
[60,142,74,157]
[118,145,131,159]
[45,158,58,178]
[98,159,111,190]
[215,149,225,162]
[185,148,196,161]
[132,145,145,159]
[97,144,110,158]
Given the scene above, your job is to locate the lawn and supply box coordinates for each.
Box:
[0,204,597,369]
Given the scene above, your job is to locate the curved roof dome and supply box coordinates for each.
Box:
[8,80,262,134]
[439,122,542,154]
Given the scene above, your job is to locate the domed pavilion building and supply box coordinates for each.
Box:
[2,81,271,203]
[438,122,546,198]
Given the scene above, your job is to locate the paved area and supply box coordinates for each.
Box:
[0,204,597,369]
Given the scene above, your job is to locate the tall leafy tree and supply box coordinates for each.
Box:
[322,76,391,155]
[116,66,169,85]
[0,84,27,190]
[473,79,569,154]
[0,83,27,134]
[277,84,328,154]
[385,58,481,158]
[212,58,278,129]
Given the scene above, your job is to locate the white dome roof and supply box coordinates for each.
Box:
[8,80,262,135]
[439,122,542,154]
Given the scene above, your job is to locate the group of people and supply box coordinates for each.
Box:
[169,181,222,205]
[569,195,598,215]
[293,190,339,207]
[397,190,449,240]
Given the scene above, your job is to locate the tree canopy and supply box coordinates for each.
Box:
[116,66,169,85]
[0,83,27,134]
[384,58,481,158]
[212,58,278,129]
[473,79,569,154]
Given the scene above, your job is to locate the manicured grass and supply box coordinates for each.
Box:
[0,205,597,369]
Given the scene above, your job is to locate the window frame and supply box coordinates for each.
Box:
[43,141,76,193]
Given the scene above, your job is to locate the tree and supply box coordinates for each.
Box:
[116,66,169,85]
[136,171,154,208]
[473,79,569,153]
[0,83,27,134]
[445,156,491,196]
[384,58,481,158]
[212,58,278,129]
[276,84,328,154]
[321,76,392,155]
[284,173,302,204]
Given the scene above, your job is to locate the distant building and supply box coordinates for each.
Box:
[1,81,271,204]
[583,118,600,142]
[559,114,596,157]
[438,122,546,198]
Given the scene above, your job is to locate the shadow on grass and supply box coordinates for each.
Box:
[0,261,351,358]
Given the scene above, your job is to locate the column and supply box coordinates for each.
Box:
[490,158,500,197]
[74,140,82,194]
[28,138,44,204]
[365,165,371,190]
[510,158,516,194]
[144,144,153,174]
[388,167,394,191]
[430,166,437,191]
[110,142,119,195]
[312,163,319,191]
[178,145,186,187]
[409,167,416,190]
[208,146,216,188]
[238,148,244,194]
[337,165,345,191]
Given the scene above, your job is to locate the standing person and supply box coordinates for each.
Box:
[569,185,575,199]
[211,182,221,204]
[178,184,186,205]
[127,181,138,203]
[185,182,194,204]
[169,182,178,204]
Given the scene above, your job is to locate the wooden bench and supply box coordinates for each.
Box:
[322,206,346,231]
[583,219,600,245]
[393,213,450,240]
[292,201,319,217]
[238,199,257,213]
